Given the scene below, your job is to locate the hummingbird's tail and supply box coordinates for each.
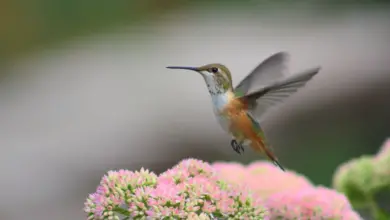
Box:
[252,137,285,171]
[263,146,285,171]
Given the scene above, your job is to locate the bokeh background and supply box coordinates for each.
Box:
[1,1,390,219]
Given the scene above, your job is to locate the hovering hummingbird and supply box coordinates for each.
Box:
[167,52,321,171]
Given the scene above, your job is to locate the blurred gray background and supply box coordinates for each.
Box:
[1,1,390,219]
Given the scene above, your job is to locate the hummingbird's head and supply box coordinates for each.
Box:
[167,63,233,95]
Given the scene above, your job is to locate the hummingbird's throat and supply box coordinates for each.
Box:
[204,74,230,95]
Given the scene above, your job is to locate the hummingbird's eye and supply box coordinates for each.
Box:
[210,67,218,73]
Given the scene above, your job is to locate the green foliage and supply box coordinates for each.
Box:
[333,139,390,220]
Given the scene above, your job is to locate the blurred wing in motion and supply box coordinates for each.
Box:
[238,66,321,122]
[234,51,289,96]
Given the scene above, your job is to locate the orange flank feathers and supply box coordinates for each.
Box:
[222,92,285,171]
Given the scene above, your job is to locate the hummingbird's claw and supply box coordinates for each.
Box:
[231,139,244,155]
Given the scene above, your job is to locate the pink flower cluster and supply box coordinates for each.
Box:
[212,161,362,219]
[265,187,362,219]
[84,158,266,220]
[84,168,157,219]
[213,161,312,199]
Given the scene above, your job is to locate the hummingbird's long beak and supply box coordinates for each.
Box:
[166,66,199,71]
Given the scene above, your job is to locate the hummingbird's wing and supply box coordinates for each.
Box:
[237,66,321,122]
[234,51,289,96]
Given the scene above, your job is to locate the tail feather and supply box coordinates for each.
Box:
[253,138,285,171]
[263,147,285,171]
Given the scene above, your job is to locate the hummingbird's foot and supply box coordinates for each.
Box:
[230,139,244,154]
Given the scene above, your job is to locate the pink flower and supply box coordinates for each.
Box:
[214,160,362,219]
[212,161,247,183]
[213,161,313,199]
[151,159,266,219]
[85,158,267,219]
[266,186,362,219]
[84,168,157,219]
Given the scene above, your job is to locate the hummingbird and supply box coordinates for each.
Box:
[167,52,321,171]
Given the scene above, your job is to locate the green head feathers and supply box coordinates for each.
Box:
[167,63,233,93]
